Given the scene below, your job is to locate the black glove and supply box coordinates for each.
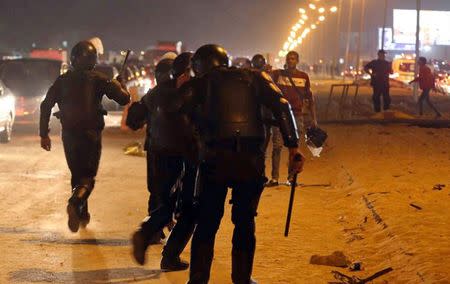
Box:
[126,102,147,130]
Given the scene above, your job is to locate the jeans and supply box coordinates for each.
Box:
[270,114,303,181]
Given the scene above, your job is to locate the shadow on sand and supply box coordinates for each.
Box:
[9,267,161,283]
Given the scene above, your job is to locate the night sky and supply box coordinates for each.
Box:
[1,0,449,56]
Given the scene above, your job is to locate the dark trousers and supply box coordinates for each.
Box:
[418,89,441,116]
[140,154,196,257]
[372,85,390,112]
[189,150,265,284]
[62,129,102,189]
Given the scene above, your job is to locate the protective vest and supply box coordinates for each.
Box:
[58,70,106,130]
[201,68,265,143]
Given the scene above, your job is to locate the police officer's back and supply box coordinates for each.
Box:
[39,41,130,233]
[181,44,302,284]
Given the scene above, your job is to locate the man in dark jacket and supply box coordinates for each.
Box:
[364,49,393,112]
[39,41,130,233]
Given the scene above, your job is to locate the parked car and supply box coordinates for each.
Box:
[0,58,66,122]
[0,79,15,143]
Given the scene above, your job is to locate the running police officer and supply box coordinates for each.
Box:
[39,40,130,232]
[179,44,303,284]
[127,52,198,271]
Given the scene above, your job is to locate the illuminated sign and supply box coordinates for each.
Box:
[378,28,415,51]
[393,9,450,46]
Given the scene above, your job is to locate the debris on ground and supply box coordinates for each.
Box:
[123,141,146,157]
[410,203,423,210]
[310,251,351,267]
[433,184,446,191]
[331,267,393,284]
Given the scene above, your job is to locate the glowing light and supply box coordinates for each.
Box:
[278,50,284,57]
[319,15,325,21]
[309,3,316,10]
[330,6,338,13]
[290,31,296,37]
[318,7,325,13]
[299,8,306,14]
[311,24,317,29]
[283,42,289,49]
[299,19,305,24]
[288,37,294,43]
[301,14,308,20]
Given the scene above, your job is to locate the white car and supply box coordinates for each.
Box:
[0,80,15,143]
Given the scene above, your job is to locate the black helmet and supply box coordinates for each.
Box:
[172,52,193,79]
[251,54,266,70]
[70,41,97,71]
[192,44,229,76]
[155,58,174,85]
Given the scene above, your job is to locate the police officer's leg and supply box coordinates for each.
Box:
[78,130,102,225]
[132,155,183,265]
[383,86,391,110]
[372,86,382,112]
[230,179,264,284]
[269,127,283,184]
[65,130,101,232]
[161,163,197,271]
[189,180,228,284]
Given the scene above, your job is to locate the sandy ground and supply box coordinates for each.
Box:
[0,120,449,283]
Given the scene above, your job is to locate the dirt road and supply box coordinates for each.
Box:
[0,123,449,283]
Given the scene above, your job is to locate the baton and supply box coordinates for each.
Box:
[284,154,302,237]
[119,49,131,75]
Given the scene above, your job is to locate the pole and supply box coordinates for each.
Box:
[333,0,343,79]
[413,0,421,100]
[381,0,388,50]
[343,0,354,81]
[355,0,366,80]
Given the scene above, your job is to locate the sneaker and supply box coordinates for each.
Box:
[160,256,189,272]
[265,179,279,187]
[132,230,149,265]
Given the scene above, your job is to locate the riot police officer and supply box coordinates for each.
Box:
[39,41,130,233]
[127,52,198,271]
[180,44,303,284]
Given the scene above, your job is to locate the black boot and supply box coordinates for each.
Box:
[67,184,92,233]
[232,250,255,284]
[160,256,189,271]
[132,230,149,265]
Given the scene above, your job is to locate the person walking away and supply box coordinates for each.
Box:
[409,57,441,118]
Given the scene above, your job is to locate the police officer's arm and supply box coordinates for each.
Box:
[104,79,131,106]
[39,80,60,150]
[126,90,152,130]
[305,74,318,127]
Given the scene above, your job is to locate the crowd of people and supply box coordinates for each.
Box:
[39,41,306,284]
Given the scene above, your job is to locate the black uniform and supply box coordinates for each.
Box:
[181,67,298,284]
[39,68,130,229]
[127,78,198,268]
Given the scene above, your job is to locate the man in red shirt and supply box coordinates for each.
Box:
[409,57,441,117]
[266,51,317,186]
